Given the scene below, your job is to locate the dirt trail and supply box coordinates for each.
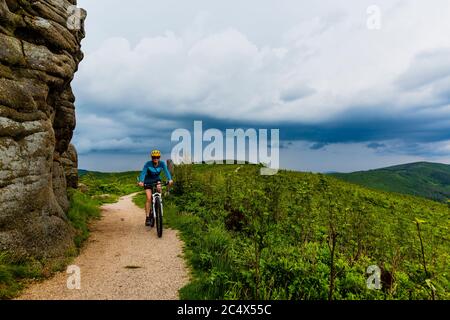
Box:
[18,193,189,300]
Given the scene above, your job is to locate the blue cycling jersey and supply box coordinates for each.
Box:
[139,160,172,183]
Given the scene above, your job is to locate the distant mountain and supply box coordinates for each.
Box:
[78,169,89,177]
[78,169,140,180]
[330,162,450,203]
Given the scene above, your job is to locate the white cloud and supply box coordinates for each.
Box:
[75,0,450,117]
[397,48,450,90]
[72,0,450,163]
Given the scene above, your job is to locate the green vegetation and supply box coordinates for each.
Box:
[0,253,43,299]
[331,162,450,203]
[67,189,102,248]
[134,163,449,300]
[78,170,142,203]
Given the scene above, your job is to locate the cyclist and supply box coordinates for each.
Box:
[138,150,173,226]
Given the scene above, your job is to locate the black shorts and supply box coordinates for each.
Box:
[144,180,161,190]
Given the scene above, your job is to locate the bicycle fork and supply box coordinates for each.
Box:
[152,193,164,218]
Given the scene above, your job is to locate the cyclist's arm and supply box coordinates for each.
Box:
[161,161,172,181]
[139,162,149,182]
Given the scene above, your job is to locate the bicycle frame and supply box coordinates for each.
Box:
[149,181,170,218]
[136,176,168,222]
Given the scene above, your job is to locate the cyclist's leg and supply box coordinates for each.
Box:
[145,188,152,216]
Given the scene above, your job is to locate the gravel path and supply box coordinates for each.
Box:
[18,193,189,300]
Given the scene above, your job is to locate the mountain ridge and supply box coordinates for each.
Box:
[330,161,450,202]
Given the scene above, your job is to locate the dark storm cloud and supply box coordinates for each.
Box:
[367,142,386,150]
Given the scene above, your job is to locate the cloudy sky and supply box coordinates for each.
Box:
[74,0,450,172]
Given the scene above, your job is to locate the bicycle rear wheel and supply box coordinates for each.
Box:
[155,197,163,238]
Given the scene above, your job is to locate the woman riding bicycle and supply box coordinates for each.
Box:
[138,150,173,226]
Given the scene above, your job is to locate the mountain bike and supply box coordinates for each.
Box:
[146,181,169,238]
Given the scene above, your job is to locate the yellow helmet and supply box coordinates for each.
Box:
[151,149,161,157]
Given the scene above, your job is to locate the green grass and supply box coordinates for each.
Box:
[138,163,449,300]
[67,189,102,248]
[0,253,44,299]
[331,162,450,203]
[78,171,142,203]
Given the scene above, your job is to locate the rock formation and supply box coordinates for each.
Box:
[0,0,86,258]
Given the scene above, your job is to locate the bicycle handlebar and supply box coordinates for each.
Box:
[136,180,171,187]
[136,176,171,186]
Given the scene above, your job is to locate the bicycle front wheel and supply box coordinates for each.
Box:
[155,197,163,238]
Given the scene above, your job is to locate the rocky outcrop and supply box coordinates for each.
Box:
[61,143,78,189]
[0,0,85,258]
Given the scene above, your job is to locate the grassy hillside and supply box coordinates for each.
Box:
[134,163,449,300]
[78,171,142,203]
[331,162,450,203]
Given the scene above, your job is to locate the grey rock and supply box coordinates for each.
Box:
[0,0,85,259]
[61,143,78,189]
